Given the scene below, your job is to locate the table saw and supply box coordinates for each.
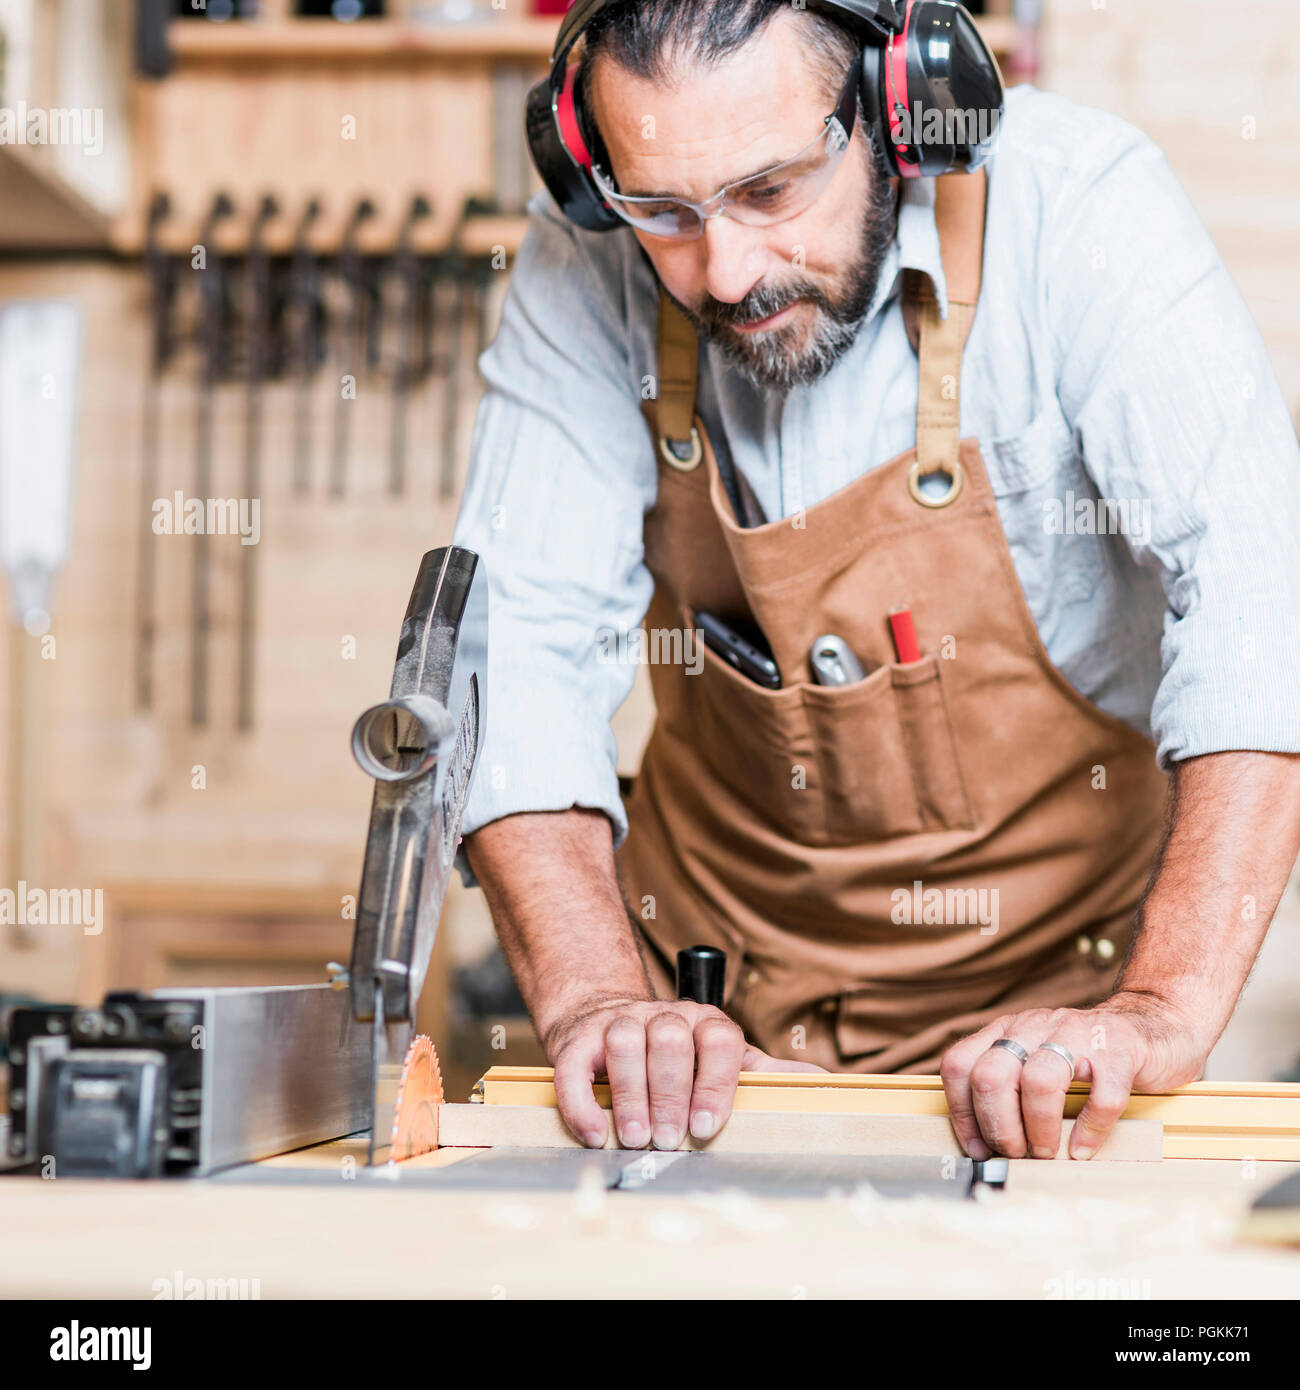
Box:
[4,544,1300,1300]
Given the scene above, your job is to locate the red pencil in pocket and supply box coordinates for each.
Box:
[888,607,922,664]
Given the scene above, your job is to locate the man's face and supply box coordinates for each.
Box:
[589,11,897,390]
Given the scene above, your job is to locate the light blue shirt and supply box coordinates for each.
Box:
[452,86,1300,877]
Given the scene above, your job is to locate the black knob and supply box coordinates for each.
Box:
[676,945,726,1009]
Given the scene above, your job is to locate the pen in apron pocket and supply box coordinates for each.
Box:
[889,607,922,664]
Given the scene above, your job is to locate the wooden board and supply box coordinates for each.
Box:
[473,1067,1300,1161]
[437,1103,1162,1162]
[479,1066,1300,1101]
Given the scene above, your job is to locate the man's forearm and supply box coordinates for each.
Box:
[1116,751,1300,1053]
[463,808,652,1048]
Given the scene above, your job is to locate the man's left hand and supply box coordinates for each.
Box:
[939,992,1206,1160]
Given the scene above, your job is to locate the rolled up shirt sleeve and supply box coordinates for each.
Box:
[1047,116,1300,769]
[452,193,658,885]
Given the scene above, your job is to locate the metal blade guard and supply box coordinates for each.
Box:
[348,547,487,1138]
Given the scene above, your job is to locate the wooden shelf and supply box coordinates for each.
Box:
[165,14,1019,65]
[168,16,561,64]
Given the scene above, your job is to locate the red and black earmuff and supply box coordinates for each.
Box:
[524,0,1006,233]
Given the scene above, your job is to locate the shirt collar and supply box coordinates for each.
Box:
[873,178,949,323]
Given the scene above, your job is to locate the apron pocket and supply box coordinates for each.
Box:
[892,655,974,832]
[684,622,822,842]
[803,654,972,845]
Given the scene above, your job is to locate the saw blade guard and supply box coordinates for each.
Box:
[348,545,488,1029]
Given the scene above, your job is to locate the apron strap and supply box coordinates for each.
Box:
[906,170,988,473]
[655,291,703,468]
[902,169,988,353]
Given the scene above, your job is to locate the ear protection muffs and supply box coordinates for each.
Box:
[524,0,1005,233]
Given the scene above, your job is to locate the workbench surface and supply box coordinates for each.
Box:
[3,1144,1299,1300]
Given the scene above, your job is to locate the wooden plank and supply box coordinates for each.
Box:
[1164,1135,1300,1162]
[474,1067,1300,1160]
[168,18,562,63]
[478,1069,1300,1130]
[478,1066,1300,1101]
[437,1103,1162,1161]
[480,1078,1300,1133]
[165,16,1019,64]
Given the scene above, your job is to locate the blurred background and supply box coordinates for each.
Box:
[0,0,1295,1101]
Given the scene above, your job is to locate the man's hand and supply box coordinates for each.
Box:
[942,752,1300,1161]
[546,995,824,1150]
[467,809,822,1151]
[940,991,1204,1161]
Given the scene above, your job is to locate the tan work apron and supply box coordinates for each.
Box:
[616,171,1170,1074]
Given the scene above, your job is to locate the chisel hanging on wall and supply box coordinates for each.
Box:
[289,198,323,496]
[237,194,278,732]
[191,191,234,728]
[331,197,375,500]
[389,194,430,497]
[135,191,176,712]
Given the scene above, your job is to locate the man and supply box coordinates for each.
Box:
[452,0,1300,1162]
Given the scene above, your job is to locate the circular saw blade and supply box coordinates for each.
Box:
[389,1034,444,1161]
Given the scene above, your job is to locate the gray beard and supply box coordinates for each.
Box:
[663,175,898,392]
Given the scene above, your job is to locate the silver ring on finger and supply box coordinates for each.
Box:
[1035,1041,1076,1081]
[989,1038,1030,1065]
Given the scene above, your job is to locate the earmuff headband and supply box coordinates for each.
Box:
[528,0,1003,232]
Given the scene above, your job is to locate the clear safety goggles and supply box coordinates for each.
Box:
[591,64,859,241]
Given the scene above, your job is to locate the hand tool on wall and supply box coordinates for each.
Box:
[417,231,439,387]
[437,197,507,501]
[5,545,488,1177]
[237,194,278,732]
[135,191,177,712]
[389,194,431,497]
[289,198,323,496]
[0,301,83,949]
[331,197,375,500]
[133,0,172,80]
[191,190,235,728]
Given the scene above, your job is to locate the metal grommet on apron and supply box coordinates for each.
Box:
[659,428,703,472]
[907,459,965,508]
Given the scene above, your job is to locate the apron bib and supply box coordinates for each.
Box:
[616,172,1169,1073]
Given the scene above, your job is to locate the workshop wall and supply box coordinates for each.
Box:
[1042,0,1300,426]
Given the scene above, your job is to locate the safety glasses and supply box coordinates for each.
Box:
[591,64,860,241]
